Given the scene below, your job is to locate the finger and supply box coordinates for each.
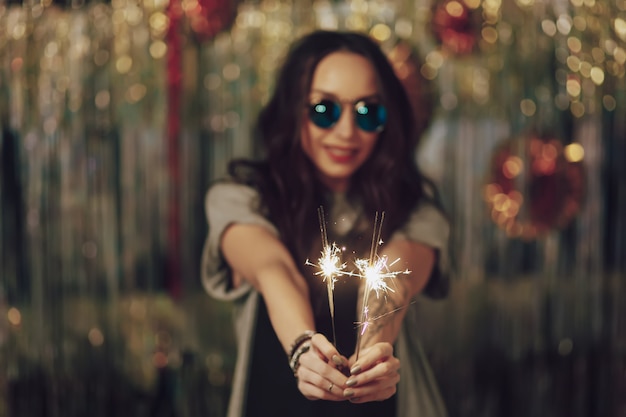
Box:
[299,349,349,386]
[345,357,400,390]
[358,356,400,381]
[347,384,398,403]
[342,369,400,401]
[349,343,394,375]
[296,366,349,401]
[298,381,348,401]
[310,333,349,368]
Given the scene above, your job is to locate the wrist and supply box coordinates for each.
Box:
[287,330,315,376]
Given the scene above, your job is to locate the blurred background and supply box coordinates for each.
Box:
[1,0,625,416]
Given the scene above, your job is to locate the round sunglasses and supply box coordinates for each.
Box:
[308,99,387,133]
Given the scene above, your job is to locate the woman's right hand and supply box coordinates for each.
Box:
[294,333,350,401]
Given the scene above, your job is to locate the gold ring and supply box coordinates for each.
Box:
[328,383,334,392]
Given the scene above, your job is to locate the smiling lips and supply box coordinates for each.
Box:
[325,145,358,163]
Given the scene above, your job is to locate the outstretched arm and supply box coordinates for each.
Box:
[358,239,435,347]
[221,223,314,352]
[342,239,435,403]
[220,223,349,400]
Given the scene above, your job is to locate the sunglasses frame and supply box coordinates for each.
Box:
[307,98,387,133]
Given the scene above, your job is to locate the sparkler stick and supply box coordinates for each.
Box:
[354,212,410,361]
[305,206,346,346]
[354,211,384,360]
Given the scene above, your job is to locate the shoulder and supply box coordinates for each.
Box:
[205,179,277,234]
[408,201,448,233]
[390,200,450,271]
[207,180,259,203]
[402,201,448,237]
[206,181,262,214]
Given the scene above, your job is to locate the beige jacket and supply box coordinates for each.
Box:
[202,182,450,417]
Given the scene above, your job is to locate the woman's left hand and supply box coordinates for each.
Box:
[343,342,400,403]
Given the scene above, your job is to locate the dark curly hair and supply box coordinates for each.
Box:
[228,30,442,272]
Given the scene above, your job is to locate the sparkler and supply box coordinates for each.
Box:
[305,206,347,346]
[354,212,410,360]
[304,208,410,358]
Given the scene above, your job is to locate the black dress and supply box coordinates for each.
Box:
[245,238,397,417]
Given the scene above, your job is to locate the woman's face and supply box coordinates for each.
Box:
[301,51,383,192]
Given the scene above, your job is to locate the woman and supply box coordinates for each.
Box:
[202,30,450,417]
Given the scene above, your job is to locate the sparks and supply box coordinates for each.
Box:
[307,242,346,287]
[354,212,410,360]
[354,255,410,299]
[355,303,414,337]
[305,206,348,346]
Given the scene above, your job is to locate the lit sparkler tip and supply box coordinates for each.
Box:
[353,252,411,298]
[316,242,347,280]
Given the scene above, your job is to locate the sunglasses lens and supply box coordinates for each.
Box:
[309,99,387,132]
[355,103,387,132]
[309,100,341,129]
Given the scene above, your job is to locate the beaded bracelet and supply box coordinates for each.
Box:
[287,330,315,376]
[287,330,315,360]
[289,341,311,376]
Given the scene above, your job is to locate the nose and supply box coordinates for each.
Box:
[333,106,357,139]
